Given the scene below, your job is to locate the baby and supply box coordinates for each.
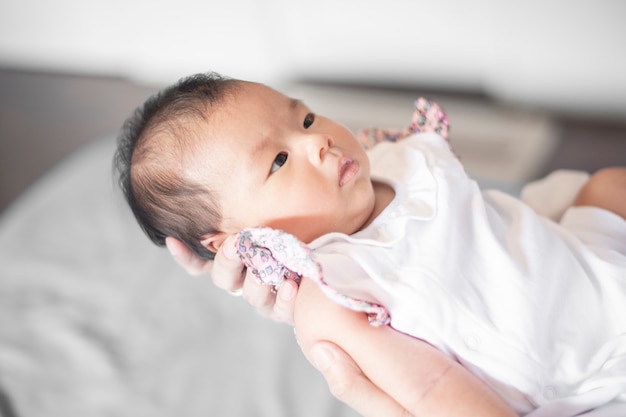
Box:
[115,72,626,416]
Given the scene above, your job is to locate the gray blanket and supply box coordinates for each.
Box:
[0,137,358,417]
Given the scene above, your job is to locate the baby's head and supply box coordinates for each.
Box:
[115,72,376,260]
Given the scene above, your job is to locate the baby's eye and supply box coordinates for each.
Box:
[270,152,288,174]
[303,113,315,129]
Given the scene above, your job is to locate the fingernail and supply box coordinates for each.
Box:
[310,344,334,371]
[279,282,295,301]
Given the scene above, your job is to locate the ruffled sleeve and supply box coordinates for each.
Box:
[357,97,449,149]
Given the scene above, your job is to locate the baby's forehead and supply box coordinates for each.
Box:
[232,81,294,104]
[180,81,298,150]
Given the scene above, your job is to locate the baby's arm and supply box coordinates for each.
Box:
[294,279,517,417]
[573,167,626,219]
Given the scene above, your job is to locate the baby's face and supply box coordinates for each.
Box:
[191,82,377,243]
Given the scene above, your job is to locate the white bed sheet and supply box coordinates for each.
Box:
[0,137,358,417]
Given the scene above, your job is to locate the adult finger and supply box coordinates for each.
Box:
[165,237,214,276]
[270,280,298,325]
[241,272,275,308]
[211,234,298,324]
[253,279,298,325]
[309,342,412,417]
[210,235,247,291]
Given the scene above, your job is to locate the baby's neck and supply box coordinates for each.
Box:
[360,180,395,230]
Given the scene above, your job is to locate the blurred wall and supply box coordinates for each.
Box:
[1,0,625,117]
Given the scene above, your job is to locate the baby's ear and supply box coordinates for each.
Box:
[200,232,228,254]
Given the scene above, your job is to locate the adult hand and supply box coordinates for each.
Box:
[165,236,298,325]
[165,237,214,276]
[310,341,413,417]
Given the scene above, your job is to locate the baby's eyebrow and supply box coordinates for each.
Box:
[289,98,302,110]
[248,98,303,168]
[250,136,270,165]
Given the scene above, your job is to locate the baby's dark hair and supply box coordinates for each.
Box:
[114,72,240,260]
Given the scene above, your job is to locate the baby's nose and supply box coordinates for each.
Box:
[307,134,332,164]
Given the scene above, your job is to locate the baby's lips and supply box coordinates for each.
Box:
[338,156,359,187]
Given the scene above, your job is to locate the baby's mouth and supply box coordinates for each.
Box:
[338,157,359,187]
